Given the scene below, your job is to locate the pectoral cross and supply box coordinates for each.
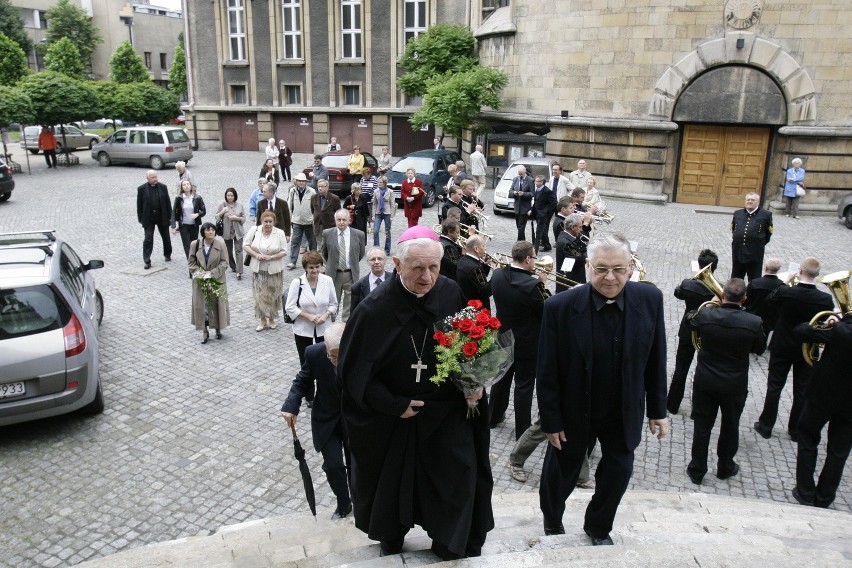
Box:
[411,359,427,382]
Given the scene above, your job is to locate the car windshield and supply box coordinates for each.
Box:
[166,130,189,144]
[0,285,68,340]
[502,163,551,181]
[322,155,350,168]
[392,157,434,174]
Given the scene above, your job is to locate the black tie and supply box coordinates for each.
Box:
[268,200,273,210]
[376,278,382,287]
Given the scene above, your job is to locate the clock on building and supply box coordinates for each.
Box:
[724,0,762,30]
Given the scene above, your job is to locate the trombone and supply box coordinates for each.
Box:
[460,223,493,241]
[803,270,851,366]
[534,255,581,288]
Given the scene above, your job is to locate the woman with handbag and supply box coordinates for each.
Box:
[783,157,806,219]
[216,187,246,280]
[243,210,288,331]
[342,182,370,235]
[171,179,206,264]
[278,140,293,182]
[188,222,230,344]
[401,167,424,227]
[284,251,338,365]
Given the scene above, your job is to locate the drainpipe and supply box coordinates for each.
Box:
[181,0,198,150]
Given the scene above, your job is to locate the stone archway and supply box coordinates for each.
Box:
[649,32,816,126]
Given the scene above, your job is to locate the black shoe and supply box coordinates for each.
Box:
[716,463,740,480]
[331,502,352,519]
[687,470,703,485]
[585,528,613,546]
[792,487,814,506]
[379,538,403,557]
[753,422,772,439]
[144,261,151,269]
[544,523,565,536]
[165,256,172,262]
[215,329,222,340]
[305,400,313,409]
[201,330,209,344]
[431,540,462,561]
[788,429,799,443]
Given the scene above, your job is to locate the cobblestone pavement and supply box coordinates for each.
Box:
[0,148,849,567]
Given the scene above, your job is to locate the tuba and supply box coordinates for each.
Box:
[691,264,724,298]
[803,270,852,366]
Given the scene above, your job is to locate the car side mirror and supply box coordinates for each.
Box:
[84,260,104,270]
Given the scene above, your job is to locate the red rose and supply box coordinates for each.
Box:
[434,331,452,347]
[457,319,473,332]
[468,325,486,340]
[450,319,461,329]
[488,317,502,330]
[480,309,491,317]
[467,299,483,310]
[462,342,479,357]
[475,311,491,325]
[433,331,445,342]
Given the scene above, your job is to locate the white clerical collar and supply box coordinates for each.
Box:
[398,275,426,298]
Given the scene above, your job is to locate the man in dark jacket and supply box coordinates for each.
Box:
[438,220,461,281]
[754,257,835,441]
[281,323,351,519]
[455,235,492,311]
[687,278,766,484]
[730,192,773,282]
[532,176,556,253]
[666,249,719,415]
[350,248,391,314]
[511,166,535,241]
[554,214,588,294]
[743,257,785,333]
[136,170,173,269]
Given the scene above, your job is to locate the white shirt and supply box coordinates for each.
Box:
[369,272,385,293]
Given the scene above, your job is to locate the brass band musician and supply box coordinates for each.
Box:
[439,219,461,281]
[554,214,588,294]
[455,234,492,310]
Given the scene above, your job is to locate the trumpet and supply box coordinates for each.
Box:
[482,251,509,269]
[803,270,851,366]
[534,255,581,288]
[591,214,614,224]
[472,210,489,227]
[777,271,800,287]
[460,223,493,241]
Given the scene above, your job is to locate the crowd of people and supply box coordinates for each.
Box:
[133,144,848,559]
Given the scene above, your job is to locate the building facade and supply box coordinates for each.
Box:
[471,0,852,212]
[14,0,183,87]
[183,0,467,155]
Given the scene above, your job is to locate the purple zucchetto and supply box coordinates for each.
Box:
[397,225,440,243]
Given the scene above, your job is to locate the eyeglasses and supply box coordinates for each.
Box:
[591,266,630,276]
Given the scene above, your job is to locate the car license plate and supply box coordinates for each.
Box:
[0,382,25,399]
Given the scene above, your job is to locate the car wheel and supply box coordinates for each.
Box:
[150,155,165,170]
[95,290,104,328]
[97,152,111,167]
[0,193,10,202]
[88,139,97,150]
[425,186,437,208]
[29,149,39,154]
[80,376,105,415]
[845,208,852,229]
[55,142,63,153]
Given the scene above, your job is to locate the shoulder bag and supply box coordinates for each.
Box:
[283,277,302,324]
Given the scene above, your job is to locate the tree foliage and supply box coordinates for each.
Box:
[0,32,29,87]
[110,41,149,84]
[44,37,85,80]
[410,67,508,139]
[168,37,187,100]
[45,0,102,70]
[131,82,180,125]
[0,0,32,54]
[17,71,97,126]
[397,24,478,98]
[0,85,35,127]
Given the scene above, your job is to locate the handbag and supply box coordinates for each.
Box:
[796,183,806,197]
[244,226,256,266]
[282,278,302,323]
[215,217,224,236]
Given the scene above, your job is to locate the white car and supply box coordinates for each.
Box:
[492,157,557,215]
[22,125,101,154]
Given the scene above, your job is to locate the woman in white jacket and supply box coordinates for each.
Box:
[285,250,338,365]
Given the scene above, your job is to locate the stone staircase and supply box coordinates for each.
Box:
[77,490,852,567]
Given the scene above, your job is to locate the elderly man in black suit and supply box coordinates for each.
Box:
[455,234,492,311]
[730,192,773,282]
[532,175,556,253]
[792,310,852,508]
[666,249,719,415]
[511,166,535,241]
[439,220,462,281]
[754,257,834,441]
[281,323,351,520]
[554,214,588,294]
[351,247,392,314]
[136,170,174,269]
[537,232,669,545]
[687,278,766,485]
[490,241,548,440]
[743,257,785,333]
[322,209,367,322]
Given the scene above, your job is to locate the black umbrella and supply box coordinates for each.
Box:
[289,421,317,519]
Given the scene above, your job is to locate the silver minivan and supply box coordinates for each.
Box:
[90,126,193,170]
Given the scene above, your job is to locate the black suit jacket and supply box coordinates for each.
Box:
[439,235,461,280]
[455,254,491,310]
[511,176,535,217]
[533,185,556,219]
[674,279,715,340]
[280,342,345,452]
[691,303,766,393]
[744,274,784,331]
[731,208,773,263]
[351,270,392,314]
[172,195,206,229]
[768,283,835,359]
[491,266,546,364]
[794,314,852,417]
[136,182,172,226]
[537,282,667,457]
[552,214,566,243]
[256,198,292,235]
[554,231,586,293]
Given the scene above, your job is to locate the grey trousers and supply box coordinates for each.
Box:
[510,415,593,482]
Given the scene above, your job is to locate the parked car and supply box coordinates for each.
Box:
[22,125,101,154]
[0,230,105,427]
[170,114,186,125]
[492,157,558,215]
[838,194,852,229]
[302,151,378,196]
[82,118,124,129]
[90,126,193,170]
[0,158,13,202]
[386,149,461,209]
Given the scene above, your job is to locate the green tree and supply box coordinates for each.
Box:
[45,0,102,70]
[0,0,32,55]
[168,35,187,100]
[0,84,35,157]
[410,67,508,139]
[0,32,29,86]
[397,24,479,98]
[131,81,179,125]
[110,41,148,84]
[44,37,85,80]
[18,71,97,127]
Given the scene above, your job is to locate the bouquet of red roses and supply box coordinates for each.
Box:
[430,300,515,417]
